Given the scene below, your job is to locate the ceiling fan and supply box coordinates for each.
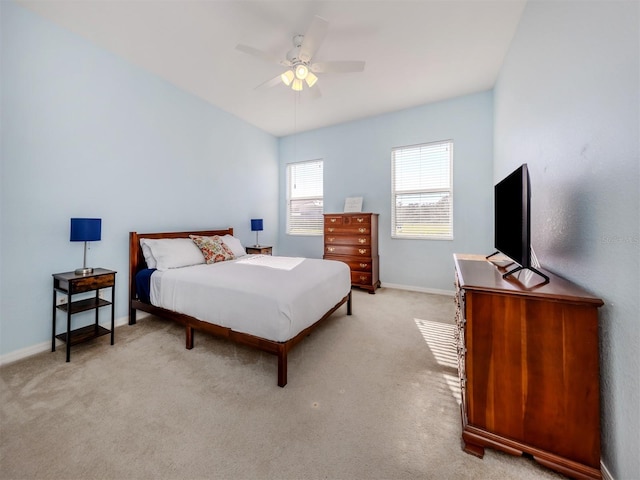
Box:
[236,15,365,94]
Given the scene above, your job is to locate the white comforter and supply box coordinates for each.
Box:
[150,256,351,342]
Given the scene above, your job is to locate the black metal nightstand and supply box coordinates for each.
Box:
[52,268,116,361]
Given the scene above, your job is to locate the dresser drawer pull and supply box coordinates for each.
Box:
[358,228,366,233]
[327,247,335,253]
[356,217,364,223]
[328,227,334,232]
[360,276,368,282]
[330,218,337,223]
[328,237,335,242]
[358,238,366,244]
[358,249,367,254]
[359,263,368,269]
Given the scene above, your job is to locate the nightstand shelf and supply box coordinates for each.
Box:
[56,297,112,315]
[246,246,272,255]
[55,324,111,346]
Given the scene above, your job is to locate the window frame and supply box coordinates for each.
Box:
[286,158,324,236]
[391,140,454,240]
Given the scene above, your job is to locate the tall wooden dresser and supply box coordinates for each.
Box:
[454,253,604,479]
[323,213,380,293]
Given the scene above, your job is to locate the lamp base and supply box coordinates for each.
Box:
[75,267,94,275]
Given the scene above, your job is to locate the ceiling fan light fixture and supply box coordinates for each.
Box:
[305,72,318,88]
[281,70,294,86]
[292,78,303,91]
[295,64,309,80]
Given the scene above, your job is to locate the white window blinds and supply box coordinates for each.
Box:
[287,159,324,235]
[391,140,453,239]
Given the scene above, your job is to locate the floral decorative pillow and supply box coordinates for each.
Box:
[189,235,235,264]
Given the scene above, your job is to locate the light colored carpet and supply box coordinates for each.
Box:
[0,288,565,480]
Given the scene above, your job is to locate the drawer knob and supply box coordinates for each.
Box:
[356,218,364,223]
[328,227,334,232]
[358,249,366,254]
[360,263,368,268]
[358,238,366,244]
[330,218,337,223]
[358,228,366,233]
[328,237,335,242]
[360,276,367,282]
[327,247,335,253]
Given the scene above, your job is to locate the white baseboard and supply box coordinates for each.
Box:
[601,461,614,480]
[380,282,455,297]
[0,314,135,367]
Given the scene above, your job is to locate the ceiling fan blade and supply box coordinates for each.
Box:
[236,44,291,67]
[254,73,284,90]
[311,61,365,74]
[299,16,329,63]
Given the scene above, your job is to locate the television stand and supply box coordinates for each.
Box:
[485,250,514,268]
[486,250,550,285]
[503,264,550,285]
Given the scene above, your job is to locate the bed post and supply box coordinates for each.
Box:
[186,326,194,350]
[129,232,138,325]
[277,346,288,387]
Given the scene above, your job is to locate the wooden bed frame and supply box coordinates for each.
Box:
[128,228,352,387]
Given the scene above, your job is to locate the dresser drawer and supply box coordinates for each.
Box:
[325,235,371,246]
[324,215,344,226]
[344,259,373,272]
[57,273,115,294]
[324,214,372,226]
[324,256,373,272]
[351,271,373,286]
[325,225,372,235]
[324,245,372,256]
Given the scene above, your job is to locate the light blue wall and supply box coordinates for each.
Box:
[494,1,639,478]
[0,2,279,356]
[278,92,494,292]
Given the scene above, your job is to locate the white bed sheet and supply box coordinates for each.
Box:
[150,256,351,342]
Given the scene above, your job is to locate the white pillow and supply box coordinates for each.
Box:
[222,234,247,257]
[140,239,157,269]
[142,238,205,271]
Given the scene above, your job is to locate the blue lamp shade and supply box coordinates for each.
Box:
[250,218,263,247]
[250,219,263,232]
[70,218,101,242]
[70,218,101,274]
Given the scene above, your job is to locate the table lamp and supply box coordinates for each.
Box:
[70,218,101,274]
[251,218,263,247]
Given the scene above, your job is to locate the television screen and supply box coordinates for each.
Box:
[494,164,530,268]
[490,163,549,284]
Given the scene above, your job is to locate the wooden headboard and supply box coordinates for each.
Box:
[128,228,233,323]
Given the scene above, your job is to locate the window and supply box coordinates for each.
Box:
[392,140,453,239]
[287,159,323,235]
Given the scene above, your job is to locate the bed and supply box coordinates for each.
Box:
[128,228,352,387]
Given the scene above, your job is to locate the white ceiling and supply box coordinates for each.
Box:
[17,0,527,137]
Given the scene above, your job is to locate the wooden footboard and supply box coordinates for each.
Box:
[129,229,352,387]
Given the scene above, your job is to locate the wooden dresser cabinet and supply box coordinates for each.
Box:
[323,213,380,293]
[454,254,604,479]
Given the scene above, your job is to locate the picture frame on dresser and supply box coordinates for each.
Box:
[343,197,363,213]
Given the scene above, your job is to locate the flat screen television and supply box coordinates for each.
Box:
[487,163,549,284]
